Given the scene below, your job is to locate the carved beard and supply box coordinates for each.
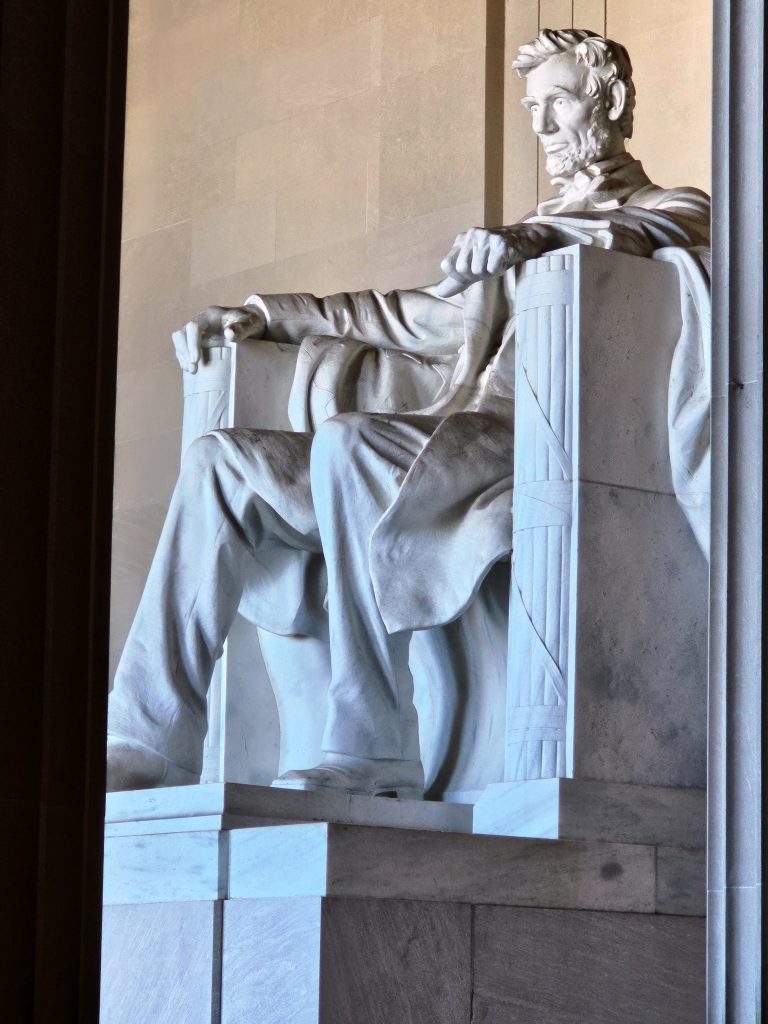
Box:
[545,103,613,179]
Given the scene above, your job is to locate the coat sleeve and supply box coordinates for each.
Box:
[526,187,711,256]
[252,284,466,357]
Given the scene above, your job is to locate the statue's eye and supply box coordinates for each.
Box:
[553,97,567,108]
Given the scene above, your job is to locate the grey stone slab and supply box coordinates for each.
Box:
[472,904,705,1024]
[103,830,228,905]
[229,823,657,913]
[221,898,322,1024]
[473,778,705,847]
[105,782,473,836]
[570,481,708,789]
[574,245,682,496]
[656,845,706,917]
[320,897,471,1024]
[101,901,222,1024]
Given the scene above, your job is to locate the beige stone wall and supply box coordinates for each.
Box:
[111,0,492,676]
[111,0,712,677]
[504,0,712,216]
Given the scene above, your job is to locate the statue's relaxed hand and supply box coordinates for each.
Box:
[436,223,554,297]
[172,304,267,375]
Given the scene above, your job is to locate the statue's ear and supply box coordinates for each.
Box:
[605,79,628,122]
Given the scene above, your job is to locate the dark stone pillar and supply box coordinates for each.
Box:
[0,1,127,1020]
[708,1,765,1020]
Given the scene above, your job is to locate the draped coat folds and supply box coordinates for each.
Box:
[252,155,711,635]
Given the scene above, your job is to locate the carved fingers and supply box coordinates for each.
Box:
[436,228,512,297]
[172,321,201,375]
[172,305,266,374]
[436,224,554,298]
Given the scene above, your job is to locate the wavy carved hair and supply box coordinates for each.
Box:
[512,29,636,140]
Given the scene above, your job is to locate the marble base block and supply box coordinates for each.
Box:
[221,897,472,1024]
[473,778,706,847]
[102,818,705,1023]
[473,904,704,1023]
[102,893,704,1024]
[104,820,704,917]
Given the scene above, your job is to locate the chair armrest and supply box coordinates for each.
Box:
[181,341,300,456]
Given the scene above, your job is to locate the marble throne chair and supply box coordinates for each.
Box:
[175,243,708,836]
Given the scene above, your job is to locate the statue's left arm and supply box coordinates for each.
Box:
[526,186,711,255]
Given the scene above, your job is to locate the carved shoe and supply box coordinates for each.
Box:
[106,737,199,792]
[271,753,424,799]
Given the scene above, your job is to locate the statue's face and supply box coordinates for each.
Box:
[522,52,616,178]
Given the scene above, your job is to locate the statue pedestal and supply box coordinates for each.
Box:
[104,782,473,839]
[101,796,704,1023]
[473,777,705,845]
[102,247,710,1019]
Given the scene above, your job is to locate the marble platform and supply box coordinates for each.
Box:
[104,782,473,837]
[104,819,703,915]
[102,814,705,1023]
[473,778,706,846]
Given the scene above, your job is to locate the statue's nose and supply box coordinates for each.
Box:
[532,107,556,135]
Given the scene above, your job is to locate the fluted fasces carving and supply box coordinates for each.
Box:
[506,253,574,781]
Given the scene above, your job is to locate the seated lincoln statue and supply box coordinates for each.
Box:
[107,29,710,795]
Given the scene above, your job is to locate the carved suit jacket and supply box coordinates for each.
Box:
[255,154,711,634]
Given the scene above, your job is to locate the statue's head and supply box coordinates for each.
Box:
[513,29,636,180]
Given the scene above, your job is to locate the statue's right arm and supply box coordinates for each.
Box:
[173,286,465,375]
[172,303,268,375]
[254,286,465,358]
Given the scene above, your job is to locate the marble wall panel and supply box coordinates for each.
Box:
[191,196,277,285]
[503,1,539,219]
[320,897,472,1024]
[113,430,181,512]
[574,0,607,34]
[472,904,705,1023]
[656,846,707,917]
[221,894,471,1024]
[608,0,711,194]
[115,360,183,443]
[111,0,492,675]
[228,823,657,913]
[103,831,227,905]
[119,220,192,309]
[109,503,168,679]
[101,900,222,1024]
[378,50,486,228]
[221,897,322,1024]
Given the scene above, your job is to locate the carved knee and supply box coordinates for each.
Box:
[311,412,372,468]
[179,432,223,478]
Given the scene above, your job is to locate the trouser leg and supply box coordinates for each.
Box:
[310,412,440,760]
[108,429,318,774]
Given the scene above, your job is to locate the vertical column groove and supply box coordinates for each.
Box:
[708,1,765,1021]
[485,0,506,227]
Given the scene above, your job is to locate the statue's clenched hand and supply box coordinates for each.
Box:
[172,304,267,374]
[435,223,554,297]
